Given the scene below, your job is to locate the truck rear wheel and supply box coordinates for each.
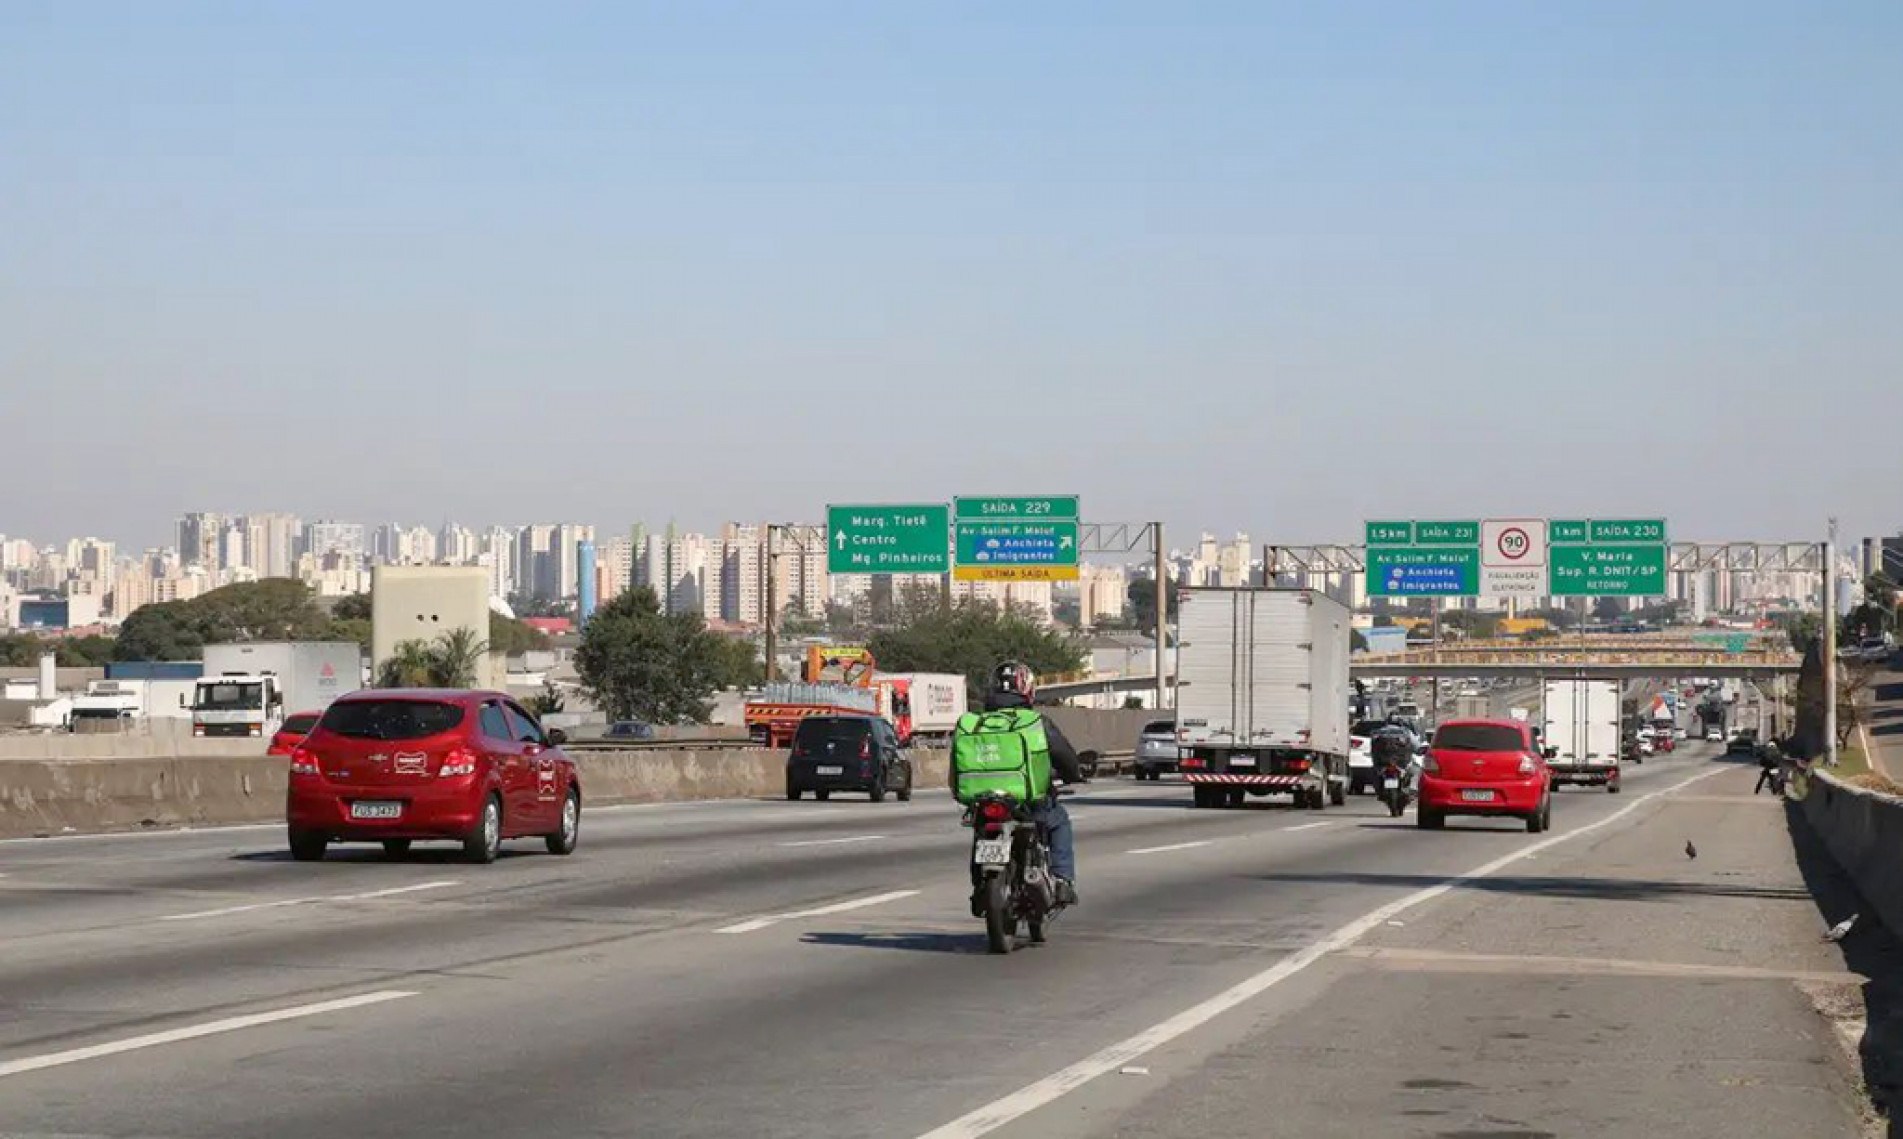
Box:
[1328,781,1347,807]
[1192,786,1216,809]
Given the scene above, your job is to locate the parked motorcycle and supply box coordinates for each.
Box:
[964,791,1067,954]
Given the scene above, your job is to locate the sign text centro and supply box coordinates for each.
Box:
[825,504,951,575]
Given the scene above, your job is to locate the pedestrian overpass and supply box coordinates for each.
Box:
[1040,637,1801,701]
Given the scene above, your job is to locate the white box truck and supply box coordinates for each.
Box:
[879,672,969,743]
[1177,588,1352,810]
[191,642,363,739]
[1539,678,1622,792]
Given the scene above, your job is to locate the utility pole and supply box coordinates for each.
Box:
[763,525,779,684]
[1824,519,1838,765]
[1154,522,1168,711]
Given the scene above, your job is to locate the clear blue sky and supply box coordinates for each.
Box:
[3,1,1898,550]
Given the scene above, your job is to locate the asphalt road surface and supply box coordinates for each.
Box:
[0,744,1864,1138]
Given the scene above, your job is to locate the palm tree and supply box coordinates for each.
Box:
[377,639,437,688]
[427,626,488,688]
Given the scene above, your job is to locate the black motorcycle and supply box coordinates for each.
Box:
[965,791,1068,954]
[1371,735,1415,817]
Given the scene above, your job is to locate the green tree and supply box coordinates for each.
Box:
[330,592,373,622]
[114,579,333,661]
[523,683,566,717]
[707,635,764,689]
[868,598,1086,701]
[1591,596,1626,623]
[1126,576,1180,632]
[1775,610,1823,655]
[375,627,487,688]
[488,612,552,655]
[377,640,439,688]
[1350,628,1370,653]
[574,586,735,724]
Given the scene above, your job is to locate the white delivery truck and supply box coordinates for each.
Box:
[191,641,363,739]
[1177,588,1352,810]
[1540,678,1622,793]
[879,672,969,743]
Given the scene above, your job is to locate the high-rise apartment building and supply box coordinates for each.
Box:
[516,525,556,600]
[601,535,636,603]
[439,524,479,566]
[305,520,366,564]
[241,513,301,579]
[552,523,595,600]
[176,512,225,571]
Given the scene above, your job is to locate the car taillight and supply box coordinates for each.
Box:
[1519,755,1537,776]
[1286,758,1310,773]
[193,724,205,737]
[438,748,478,777]
[860,737,871,759]
[1423,753,1440,773]
[249,724,262,737]
[288,748,319,776]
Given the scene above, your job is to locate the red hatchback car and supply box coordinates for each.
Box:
[286,689,581,863]
[1417,718,1552,833]
[267,711,323,758]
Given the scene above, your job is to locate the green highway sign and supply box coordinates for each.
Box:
[955,496,1079,521]
[1588,519,1666,543]
[1366,547,1479,596]
[954,520,1080,581]
[826,504,950,574]
[1366,521,1413,546]
[1414,520,1479,545]
[1550,520,1590,543]
[1548,542,1669,596]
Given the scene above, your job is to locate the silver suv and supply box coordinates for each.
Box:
[1133,719,1180,781]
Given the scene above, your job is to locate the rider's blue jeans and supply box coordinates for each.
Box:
[1033,798,1075,883]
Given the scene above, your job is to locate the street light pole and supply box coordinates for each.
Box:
[1153,522,1168,711]
[764,525,779,684]
[1824,519,1838,765]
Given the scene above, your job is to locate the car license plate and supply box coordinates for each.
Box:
[972,839,1011,866]
[1383,778,1399,790]
[1229,756,1257,768]
[349,801,403,819]
[1460,789,1496,802]
[815,765,843,776]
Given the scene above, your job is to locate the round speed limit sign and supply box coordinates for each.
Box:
[1497,527,1531,561]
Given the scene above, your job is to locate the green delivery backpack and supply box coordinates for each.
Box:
[951,708,1053,805]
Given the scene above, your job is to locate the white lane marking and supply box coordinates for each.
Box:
[0,823,282,846]
[778,835,887,848]
[0,990,417,1080]
[1125,840,1212,856]
[1283,821,1333,832]
[159,880,460,923]
[911,763,1728,1139]
[716,889,921,934]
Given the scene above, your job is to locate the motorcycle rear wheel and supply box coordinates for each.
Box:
[984,875,1014,955]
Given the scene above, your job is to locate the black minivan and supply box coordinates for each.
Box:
[785,715,914,803]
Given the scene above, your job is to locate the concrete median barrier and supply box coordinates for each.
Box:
[0,748,956,839]
[1799,769,1903,938]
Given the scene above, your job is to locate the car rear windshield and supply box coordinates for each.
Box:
[1433,724,1527,752]
[281,713,321,735]
[1143,720,1174,735]
[794,717,872,746]
[319,700,465,741]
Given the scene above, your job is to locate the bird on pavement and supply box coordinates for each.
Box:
[1684,840,1698,860]
[1824,914,1860,943]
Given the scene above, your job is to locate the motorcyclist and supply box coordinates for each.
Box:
[983,661,1085,904]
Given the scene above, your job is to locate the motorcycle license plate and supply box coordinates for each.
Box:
[972,839,1011,866]
[1383,778,1399,790]
[815,766,843,775]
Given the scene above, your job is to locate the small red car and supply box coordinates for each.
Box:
[285,689,581,864]
[1418,718,1552,833]
[267,711,323,757]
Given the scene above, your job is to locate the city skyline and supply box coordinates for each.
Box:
[4,7,1900,549]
